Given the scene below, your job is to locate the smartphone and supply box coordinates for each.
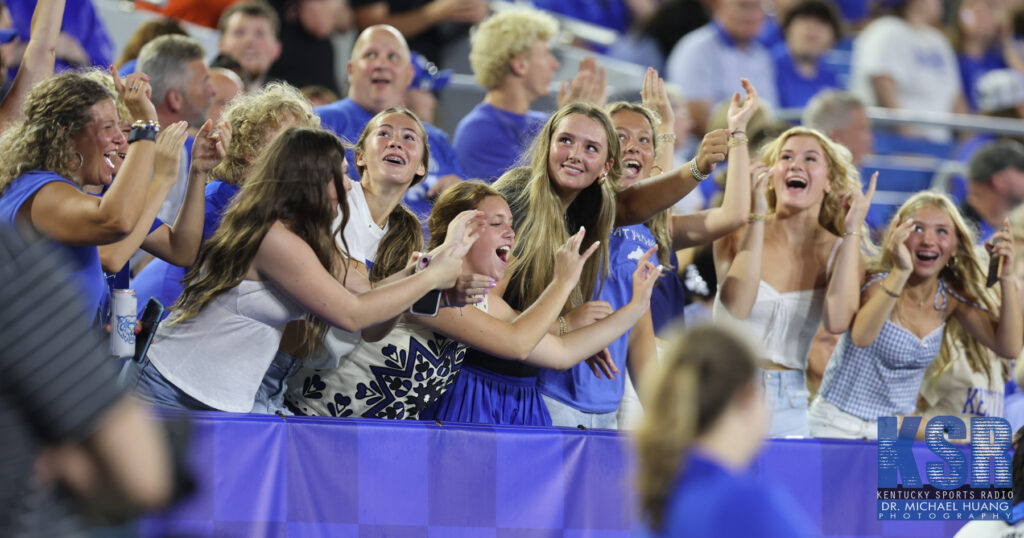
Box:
[409,290,441,317]
[987,238,1003,288]
[134,298,165,363]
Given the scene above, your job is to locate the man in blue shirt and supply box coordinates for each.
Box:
[316,24,465,221]
[453,8,607,183]
[772,0,841,109]
[665,0,778,134]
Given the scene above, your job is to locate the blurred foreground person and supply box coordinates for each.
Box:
[634,324,814,537]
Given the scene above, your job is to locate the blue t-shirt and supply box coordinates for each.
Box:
[650,249,686,335]
[959,49,1006,112]
[453,103,548,183]
[131,179,239,317]
[772,44,839,109]
[0,171,106,321]
[538,224,653,414]
[315,97,466,222]
[637,451,815,538]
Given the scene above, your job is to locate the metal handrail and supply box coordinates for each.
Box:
[777,106,1024,136]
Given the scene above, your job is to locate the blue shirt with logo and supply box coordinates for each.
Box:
[538,224,654,413]
[315,97,466,222]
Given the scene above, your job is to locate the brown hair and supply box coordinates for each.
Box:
[427,181,504,250]
[116,18,189,68]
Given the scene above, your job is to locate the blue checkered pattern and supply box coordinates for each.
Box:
[820,275,949,420]
[138,412,973,537]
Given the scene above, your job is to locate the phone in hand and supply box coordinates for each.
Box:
[409,290,441,317]
[134,297,165,363]
[987,238,1004,288]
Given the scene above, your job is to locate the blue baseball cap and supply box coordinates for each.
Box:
[409,51,452,92]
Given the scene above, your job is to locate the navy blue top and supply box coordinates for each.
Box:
[453,103,548,183]
[637,451,815,538]
[958,49,1006,112]
[315,97,466,221]
[0,171,106,321]
[650,248,686,334]
[772,44,840,109]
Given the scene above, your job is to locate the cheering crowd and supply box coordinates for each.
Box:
[5,0,1024,535]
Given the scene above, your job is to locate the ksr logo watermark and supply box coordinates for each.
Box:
[877,416,1013,521]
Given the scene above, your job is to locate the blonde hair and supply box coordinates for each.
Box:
[175,127,348,356]
[470,8,559,90]
[353,107,428,281]
[759,126,862,237]
[0,73,115,194]
[79,69,131,125]
[875,192,1002,380]
[635,324,758,531]
[498,102,620,311]
[606,101,672,268]
[211,82,318,186]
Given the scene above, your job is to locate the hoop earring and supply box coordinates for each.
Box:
[70,151,84,172]
[947,255,957,268]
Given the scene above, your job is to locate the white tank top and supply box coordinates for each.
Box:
[148,280,306,412]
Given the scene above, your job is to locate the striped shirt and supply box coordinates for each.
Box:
[0,226,122,537]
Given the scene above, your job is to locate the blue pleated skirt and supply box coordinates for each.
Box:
[423,364,552,426]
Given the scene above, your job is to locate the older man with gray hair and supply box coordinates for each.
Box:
[136,35,215,229]
[802,89,873,166]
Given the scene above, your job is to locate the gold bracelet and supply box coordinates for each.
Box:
[728,135,748,149]
[879,282,901,298]
[748,213,768,223]
[843,231,861,237]
[558,315,568,336]
[650,165,664,175]
[657,133,676,142]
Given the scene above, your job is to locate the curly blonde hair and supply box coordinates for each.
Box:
[759,126,862,237]
[470,8,559,90]
[0,73,115,194]
[211,82,318,185]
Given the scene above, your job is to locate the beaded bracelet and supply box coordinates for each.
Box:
[558,315,568,336]
[657,133,676,143]
[131,119,160,131]
[748,213,768,223]
[689,159,710,182]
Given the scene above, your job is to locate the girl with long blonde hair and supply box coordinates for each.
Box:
[809,192,1022,438]
[713,125,877,437]
[132,127,474,412]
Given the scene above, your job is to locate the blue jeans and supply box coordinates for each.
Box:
[760,368,810,437]
[542,394,618,430]
[251,351,301,415]
[133,360,215,411]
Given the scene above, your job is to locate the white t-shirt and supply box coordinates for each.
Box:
[337,181,387,267]
[851,16,961,143]
[918,341,1005,421]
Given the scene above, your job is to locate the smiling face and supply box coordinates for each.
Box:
[348,27,413,113]
[771,135,831,211]
[612,109,656,188]
[547,113,613,204]
[355,112,427,188]
[72,99,126,187]
[904,205,959,279]
[219,12,281,77]
[464,195,515,279]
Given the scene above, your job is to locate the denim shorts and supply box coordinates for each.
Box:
[760,368,810,438]
[251,351,301,415]
[133,360,216,411]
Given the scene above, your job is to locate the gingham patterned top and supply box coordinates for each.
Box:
[818,274,986,421]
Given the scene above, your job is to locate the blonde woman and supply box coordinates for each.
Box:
[713,126,877,437]
[810,193,1022,439]
[634,325,814,537]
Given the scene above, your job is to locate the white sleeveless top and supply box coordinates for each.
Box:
[712,238,842,370]
[149,280,306,412]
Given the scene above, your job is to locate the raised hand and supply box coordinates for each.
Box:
[986,219,1015,276]
[727,78,759,132]
[693,129,728,178]
[886,217,916,273]
[641,67,673,128]
[630,245,663,306]
[441,209,485,258]
[842,171,877,233]
[110,66,156,123]
[153,121,189,182]
[557,57,608,108]
[554,226,601,286]
[190,119,221,176]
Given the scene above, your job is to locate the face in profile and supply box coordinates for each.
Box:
[463,195,515,280]
[73,99,126,187]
